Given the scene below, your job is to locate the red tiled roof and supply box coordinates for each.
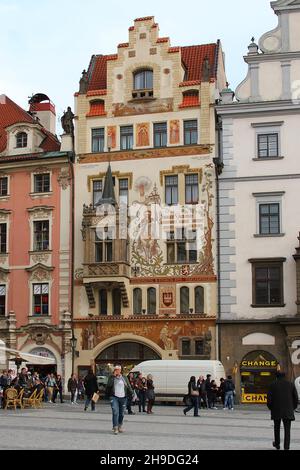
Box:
[179,92,200,109]
[0,95,60,153]
[179,80,201,87]
[87,89,107,97]
[86,101,106,117]
[181,44,217,82]
[86,42,218,93]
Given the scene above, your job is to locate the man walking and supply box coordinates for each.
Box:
[84,369,99,411]
[105,365,133,435]
[223,375,235,410]
[267,372,298,451]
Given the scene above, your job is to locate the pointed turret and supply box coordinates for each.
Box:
[96,164,116,206]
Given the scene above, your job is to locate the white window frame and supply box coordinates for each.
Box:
[253,192,285,237]
[252,122,284,160]
[0,284,8,318]
[29,281,52,318]
[0,175,10,199]
[31,170,52,195]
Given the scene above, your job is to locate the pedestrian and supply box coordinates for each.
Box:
[105,365,133,435]
[84,369,99,411]
[223,375,235,410]
[136,373,147,413]
[210,380,218,409]
[267,371,299,451]
[78,376,85,401]
[205,374,214,409]
[219,378,226,406]
[146,374,155,414]
[68,373,79,404]
[53,375,64,403]
[183,376,199,417]
[45,373,57,403]
[19,368,29,389]
[197,376,207,409]
[126,372,136,415]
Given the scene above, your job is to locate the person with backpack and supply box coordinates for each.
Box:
[223,375,235,410]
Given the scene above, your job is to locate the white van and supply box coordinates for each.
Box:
[131,360,226,402]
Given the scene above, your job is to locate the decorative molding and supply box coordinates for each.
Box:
[26,263,54,282]
[160,165,203,186]
[57,168,72,190]
[79,145,212,164]
[30,252,51,264]
[27,206,54,220]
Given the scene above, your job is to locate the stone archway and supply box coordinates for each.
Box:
[92,334,164,361]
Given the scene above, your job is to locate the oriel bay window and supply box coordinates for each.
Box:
[0,285,6,316]
[33,221,49,251]
[95,232,113,263]
[250,258,285,307]
[33,284,49,316]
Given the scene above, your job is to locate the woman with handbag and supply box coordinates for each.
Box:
[183,376,199,417]
[146,374,155,414]
[83,369,99,411]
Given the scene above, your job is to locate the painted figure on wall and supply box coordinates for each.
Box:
[136,123,150,147]
[170,120,180,145]
[107,126,117,149]
[159,323,182,350]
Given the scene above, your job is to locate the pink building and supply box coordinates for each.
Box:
[0,94,73,382]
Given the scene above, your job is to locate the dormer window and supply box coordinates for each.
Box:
[132,69,153,99]
[16,132,28,148]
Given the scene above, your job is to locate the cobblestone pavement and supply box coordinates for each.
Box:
[0,402,299,451]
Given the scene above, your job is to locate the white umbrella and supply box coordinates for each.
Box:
[0,346,55,365]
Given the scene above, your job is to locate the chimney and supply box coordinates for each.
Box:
[293,232,300,316]
[28,93,56,135]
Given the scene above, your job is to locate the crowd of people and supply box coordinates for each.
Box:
[183,375,236,417]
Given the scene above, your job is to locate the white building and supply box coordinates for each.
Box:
[216,0,300,403]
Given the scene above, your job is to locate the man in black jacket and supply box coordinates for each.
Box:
[267,372,299,451]
[84,369,99,411]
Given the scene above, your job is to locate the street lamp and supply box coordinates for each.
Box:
[70,334,77,375]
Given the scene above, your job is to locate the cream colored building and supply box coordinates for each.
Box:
[216,0,300,402]
[73,16,226,378]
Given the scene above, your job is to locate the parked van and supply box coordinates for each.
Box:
[131,360,226,402]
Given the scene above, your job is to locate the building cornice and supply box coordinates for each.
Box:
[243,51,300,64]
[216,100,300,117]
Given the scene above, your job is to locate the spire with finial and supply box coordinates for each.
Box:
[96,163,116,206]
[248,36,259,55]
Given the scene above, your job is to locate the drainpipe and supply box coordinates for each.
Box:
[69,149,75,374]
[213,116,224,362]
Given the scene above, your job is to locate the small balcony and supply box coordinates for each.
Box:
[82,262,130,280]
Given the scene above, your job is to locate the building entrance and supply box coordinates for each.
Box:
[240,351,278,404]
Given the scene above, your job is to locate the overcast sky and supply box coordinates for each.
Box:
[0,0,278,130]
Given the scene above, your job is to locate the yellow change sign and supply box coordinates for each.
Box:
[241,394,267,404]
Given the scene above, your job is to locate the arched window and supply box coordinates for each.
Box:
[16,132,27,148]
[112,288,121,316]
[195,286,204,314]
[180,287,189,314]
[147,288,156,315]
[133,288,142,315]
[134,69,153,90]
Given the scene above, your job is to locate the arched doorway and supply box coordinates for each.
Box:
[240,350,279,404]
[95,341,161,390]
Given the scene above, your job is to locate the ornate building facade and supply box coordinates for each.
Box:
[216,0,300,403]
[0,94,73,383]
[73,16,227,376]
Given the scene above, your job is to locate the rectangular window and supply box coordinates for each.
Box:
[0,224,7,254]
[258,134,279,158]
[120,126,133,150]
[0,177,8,197]
[154,122,167,148]
[195,340,204,355]
[0,285,6,316]
[34,174,50,193]
[182,340,191,356]
[95,233,113,263]
[93,180,103,207]
[165,175,178,206]
[33,283,49,316]
[92,128,105,153]
[185,174,199,204]
[166,230,197,264]
[259,203,280,235]
[119,178,129,206]
[252,262,283,306]
[184,120,198,145]
[33,221,50,251]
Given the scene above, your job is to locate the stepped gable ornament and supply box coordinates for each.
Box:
[61,107,75,136]
[79,69,89,94]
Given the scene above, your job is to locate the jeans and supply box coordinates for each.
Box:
[111,396,126,429]
[184,396,199,416]
[274,419,292,450]
[71,390,78,403]
[85,394,95,411]
[224,391,234,409]
[53,388,63,403]
[138,390,146,412]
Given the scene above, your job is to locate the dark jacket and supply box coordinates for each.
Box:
[188,381,199,397]
[68,378,78,393]
[84,373,98,396]
[106,375,133,399]
[267,377,298,421]
[224,379,235,393]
